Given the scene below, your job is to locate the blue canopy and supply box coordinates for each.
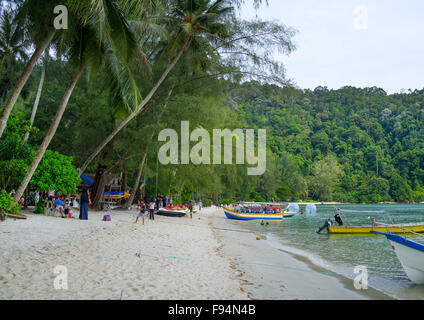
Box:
[80,172,94,186]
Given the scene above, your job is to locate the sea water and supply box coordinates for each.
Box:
[236,204,424,300]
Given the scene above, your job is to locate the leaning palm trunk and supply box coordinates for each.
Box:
[23,50,49,143]
[0,31,55,138]
[13,65,86,204]
[124,87,173,208]
[79,36,191,174]
[125,152,148,208]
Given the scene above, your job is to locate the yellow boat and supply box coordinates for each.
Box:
[328,223,424,234]
[222,205,296,221]
[324,207,424,234]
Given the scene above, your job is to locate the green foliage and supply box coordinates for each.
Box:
[202,198,212,207]
[34,197,45,214]
[30,150,80,194]
[0,190,19,215]
[220,198,237,205]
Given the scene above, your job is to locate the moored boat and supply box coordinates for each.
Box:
[157,207,187,217]
[221,202,296,221]
[318,207,424,234]
[328,223,424,234]
[371,229,424,284]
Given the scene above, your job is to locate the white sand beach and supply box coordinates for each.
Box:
[0,207,392,300]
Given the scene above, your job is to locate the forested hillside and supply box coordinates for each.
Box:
[227,82,424,202]
[1,0,423,207]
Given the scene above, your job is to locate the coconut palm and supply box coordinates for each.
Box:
[13,0,143,204]
[0,10,28,67]
[0,0,59,138]
[22,48,49,144]
[79,0,234,174]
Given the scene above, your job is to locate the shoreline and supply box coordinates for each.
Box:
[209,208,395,300]
[0,206,401,300]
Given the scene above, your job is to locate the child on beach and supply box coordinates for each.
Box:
[189,201,193,219]
[134,201,146,225]
[68,201,73,218]
[64,200,69,218]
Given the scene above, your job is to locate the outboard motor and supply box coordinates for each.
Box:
[316,219,332,234]
[334,213,344,226]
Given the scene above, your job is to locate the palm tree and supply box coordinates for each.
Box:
[0,0,58,138]
[79,0,234,174]
[124,87,173,208]
[0,10,28,67]
[22,48,49,143]
[13,0,142,204]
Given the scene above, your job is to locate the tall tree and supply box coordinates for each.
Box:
[79,0,235,174]
[13,0,141,204]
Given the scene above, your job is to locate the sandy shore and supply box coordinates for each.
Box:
[0,207,245,300]
[0,207,393,300]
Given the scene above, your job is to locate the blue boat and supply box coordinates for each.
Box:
[372,230,424,284]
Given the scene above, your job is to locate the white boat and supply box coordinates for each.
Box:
[372,229,424,284]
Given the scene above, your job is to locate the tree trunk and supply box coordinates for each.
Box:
[122,87,174,208]
[23,48,49,143]
[121,161,127,205]
[79,36,191,174]
[124,152,147,208]
[13,65,86,204]
[91,164,108,210]
[0,31,55,138]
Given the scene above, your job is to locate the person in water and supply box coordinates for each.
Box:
[334,213,343,226]
[260,220,264,226]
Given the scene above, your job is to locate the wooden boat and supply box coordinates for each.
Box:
[324,207,424,234]
[328,223,424,234]
[221,204,296,221]
[372,229,424,284]
[156,207,187,217]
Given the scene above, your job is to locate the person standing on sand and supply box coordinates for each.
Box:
[149,200,155,220]
[189,201,193,219]
[135,201,146,225]
[79,189,89,220]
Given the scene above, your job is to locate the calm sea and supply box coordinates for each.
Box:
[238,204,424,300]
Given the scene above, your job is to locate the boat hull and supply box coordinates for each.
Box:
[372,231,424,284]
[328,224,424,234]
[222,206,295,221]
[156,209,187,217]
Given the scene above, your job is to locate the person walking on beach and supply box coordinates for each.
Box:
[34,191,40,206]
[135,201,147,225]
[189,201,193,219]
[155,194,161,210]
[79,189,89,220]
[149,200,155,220]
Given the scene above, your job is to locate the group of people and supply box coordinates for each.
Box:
[134,200,156,225]
[133,194,202,225]
[40,189,91,220]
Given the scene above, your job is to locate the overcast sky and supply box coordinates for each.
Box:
[239,0,424,94]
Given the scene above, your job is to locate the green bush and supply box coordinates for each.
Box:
[0,190,20,215]
[34,198,45,214]
[202,199,212,207]
[220,198,236,205]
